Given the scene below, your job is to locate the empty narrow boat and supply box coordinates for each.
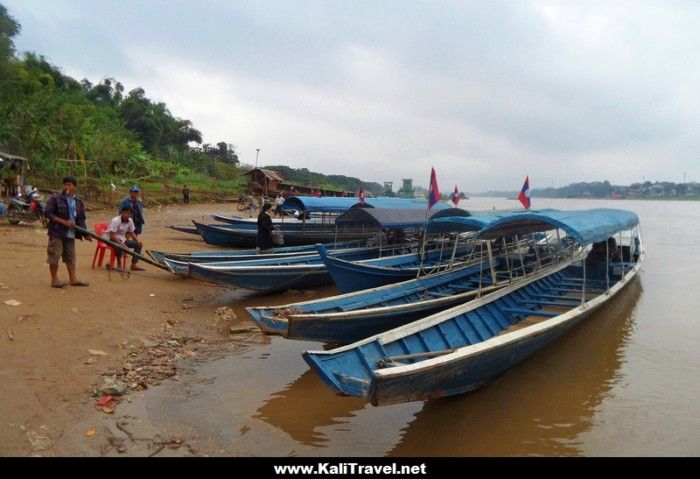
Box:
[303,208,643,405]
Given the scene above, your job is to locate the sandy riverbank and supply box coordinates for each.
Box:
[0,201,334,456]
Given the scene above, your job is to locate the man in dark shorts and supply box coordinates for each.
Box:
[44,176,92,288]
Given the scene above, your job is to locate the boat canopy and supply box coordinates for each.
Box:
[281,195,449,214]
[429,207,472,219]
[360,197,450,211]
[425,213,507,234]
[281,196,358,213]
[477,209,639,245]
[335,208,432,230]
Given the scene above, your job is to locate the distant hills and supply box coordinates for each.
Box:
[472,180,700,200]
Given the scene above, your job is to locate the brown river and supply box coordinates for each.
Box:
[117,198,700,456]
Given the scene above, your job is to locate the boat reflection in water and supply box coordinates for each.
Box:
[388,277,642,457]
[254,370,366,447]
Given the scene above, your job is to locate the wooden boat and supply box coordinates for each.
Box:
[211,213,331,227]
[303,208,643,405]
[194,206,464,248]
[193,220,378,248]
[192,221,256,247]
[246,215,575,343]
[246,259,505,343]
[316,212,536,293]
[281,195,452,214]
[146,239,367,267]
[187,245,412,292]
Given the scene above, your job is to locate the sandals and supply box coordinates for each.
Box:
[51,281,68,289]
[70,281,90,287]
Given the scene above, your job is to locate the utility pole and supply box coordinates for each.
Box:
[255,148,261,168]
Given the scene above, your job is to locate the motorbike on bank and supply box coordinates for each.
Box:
[5,187,48,227]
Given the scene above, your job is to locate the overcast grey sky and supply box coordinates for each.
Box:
[4,0,699,191]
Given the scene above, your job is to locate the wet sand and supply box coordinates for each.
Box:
[0,202,337,456]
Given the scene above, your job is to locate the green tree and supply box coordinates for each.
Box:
[0,4,20,64]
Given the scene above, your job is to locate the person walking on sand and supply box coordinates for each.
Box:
[107,206,145,271]
[44,176,92,288]
[275,193,284,216]
[257,203,274,254]
[182,185,190,204]
[119,185,145,237]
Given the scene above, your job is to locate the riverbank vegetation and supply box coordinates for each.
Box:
[0,4,379,204]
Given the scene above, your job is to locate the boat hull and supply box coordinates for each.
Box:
[246,260,503,343]
[195,221,374,247]
[189,263,333,292]
[303,255,643,405]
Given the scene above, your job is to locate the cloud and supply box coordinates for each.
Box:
[5,0,700,189]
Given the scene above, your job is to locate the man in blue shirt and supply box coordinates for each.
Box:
[119,185,145,236]
[44,176,92,288]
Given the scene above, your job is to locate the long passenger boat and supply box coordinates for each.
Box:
[187,244,416,292]
[316,214,507,293]
[247,240,579,343]
[303,209,643,405]
[146,239,367,268]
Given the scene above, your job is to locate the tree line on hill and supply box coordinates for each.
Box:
[0,4,375,198]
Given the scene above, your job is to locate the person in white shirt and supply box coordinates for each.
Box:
[107,206,145,271]
[274,193,284,216]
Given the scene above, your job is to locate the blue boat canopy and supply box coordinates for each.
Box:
[429,207,472,219]
[281,195,450,214]
[335,208,444,230]
[281,196,358,214]
[425,213,508,234]
[476,209,639,245]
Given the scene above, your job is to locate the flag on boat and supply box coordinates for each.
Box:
[428,168,440,210]
[451,185,460,206]
[358,183,365,205]
[518,175,531,209]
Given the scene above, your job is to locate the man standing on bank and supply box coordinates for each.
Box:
[44,176,92,288]
[182,185,190,204]
[256,203,274,254]
[119,185,145,237]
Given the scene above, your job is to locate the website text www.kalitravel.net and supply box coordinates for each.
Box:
[273,462,428,475]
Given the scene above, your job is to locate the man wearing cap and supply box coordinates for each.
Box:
[119,185,145,237]
[44,176,92,288]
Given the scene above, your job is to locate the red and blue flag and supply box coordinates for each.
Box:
[451,185,460,206]
[358,183,365,205]
[428,168,440,210]
[518,176,531,210]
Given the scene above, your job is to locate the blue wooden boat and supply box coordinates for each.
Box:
[187,245,403,292]
[193,220,378,248]
[303,209,643,405]
[161,241,368,275]
[193,221,256,247]
[211,213,331,227]
[317,212,508,293]
[317,244,477,293]
[246,259,507,342]
[281,195,452,214]
[245,214,576,343]
[146,239,367,267]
